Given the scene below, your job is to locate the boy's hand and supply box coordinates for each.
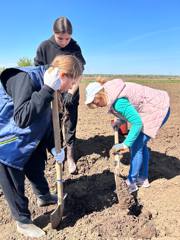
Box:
[51,148,65,164]
[63,93,73,107]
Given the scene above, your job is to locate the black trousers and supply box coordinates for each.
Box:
[61,89,79,146]
[0,129,54,223]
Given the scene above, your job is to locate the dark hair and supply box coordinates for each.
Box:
[53,16,72,34]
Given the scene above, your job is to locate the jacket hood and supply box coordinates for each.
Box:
[103,79,126,108]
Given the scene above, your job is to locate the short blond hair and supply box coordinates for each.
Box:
[49,54,83,79]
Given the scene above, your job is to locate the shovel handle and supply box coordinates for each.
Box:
[55,162,63,204]
[52,91,63,204]
[114,119,122,167]
[52,91,61,153]
[114,127,119,144]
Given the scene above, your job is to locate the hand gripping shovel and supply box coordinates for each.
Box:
[50,91,66,229]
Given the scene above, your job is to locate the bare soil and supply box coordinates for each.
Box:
[0,82,180,240]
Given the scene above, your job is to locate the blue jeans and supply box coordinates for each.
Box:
[128,108,170,183]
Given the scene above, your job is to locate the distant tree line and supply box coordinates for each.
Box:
[0,57,33,73]
[17,57,33,67]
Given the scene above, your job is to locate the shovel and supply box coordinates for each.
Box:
[113,122,134,209]
[50,91,65,229]
[113,123,125,203]
[114,125,122,180]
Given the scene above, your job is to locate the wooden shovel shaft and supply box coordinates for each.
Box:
[114,127,119,144]
[52,91,61,153]
[52,91,63,205]
[114,125,121,167]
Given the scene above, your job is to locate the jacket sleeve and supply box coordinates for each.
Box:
[74,47,86,67]
[113,98,143,147]
[6,71,54,128]
[34,44,45,66]
[71,40,86,69]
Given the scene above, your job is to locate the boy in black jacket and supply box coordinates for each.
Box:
[34,16,86,174]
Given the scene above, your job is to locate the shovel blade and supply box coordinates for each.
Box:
[50,193,67,229]
[50,203,64,229]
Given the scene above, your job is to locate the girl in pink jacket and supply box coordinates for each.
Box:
[85,79,170,193]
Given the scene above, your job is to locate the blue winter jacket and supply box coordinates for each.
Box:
[0,66,52,170]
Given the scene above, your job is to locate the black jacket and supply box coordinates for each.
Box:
[34,36,86,68]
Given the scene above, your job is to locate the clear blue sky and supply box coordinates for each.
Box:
[0,0,180,75]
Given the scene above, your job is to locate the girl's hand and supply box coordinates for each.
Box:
[111,118,122,130]
[111,143,129,154]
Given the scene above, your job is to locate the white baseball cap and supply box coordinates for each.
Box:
[85,82,103,105]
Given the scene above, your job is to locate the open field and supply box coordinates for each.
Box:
[0,77,180,239]
[83,74,180,84]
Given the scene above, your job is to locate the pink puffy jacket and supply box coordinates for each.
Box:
[103,79,170,138]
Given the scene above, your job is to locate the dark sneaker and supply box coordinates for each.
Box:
[37,192,57,207]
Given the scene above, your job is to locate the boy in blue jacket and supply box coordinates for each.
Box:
[0,54,82,238]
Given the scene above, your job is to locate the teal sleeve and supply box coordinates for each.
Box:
[113,98,143,147]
